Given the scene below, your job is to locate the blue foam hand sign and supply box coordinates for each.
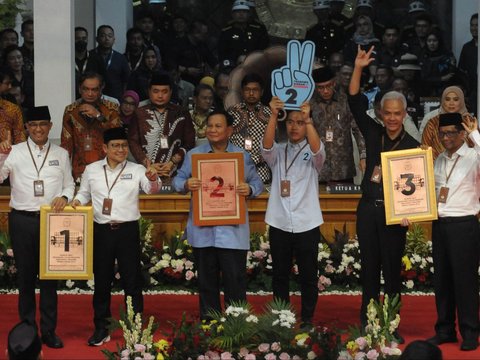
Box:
[271,40,315,110]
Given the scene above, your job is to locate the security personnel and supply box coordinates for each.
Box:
[330,0,355,40]
[218,0,270,66]
[0,106,75,349]
[72,127,161,346]
[305,0,345,65]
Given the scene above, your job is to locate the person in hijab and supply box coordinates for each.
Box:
[119,90,140,129]
[421,86,476,159]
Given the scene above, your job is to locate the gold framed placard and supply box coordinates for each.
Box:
[381,148,438,225]
[39,206,93,280]
[191,152,245,226]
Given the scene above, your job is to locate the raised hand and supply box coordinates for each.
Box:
[462,116,478,135]
[0,131,12,154]
[271,40,315,111]
[354,45,375,69]
[269,96,284,117]
[145,158,158,181]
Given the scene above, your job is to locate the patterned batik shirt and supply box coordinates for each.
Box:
[228,101,272,183]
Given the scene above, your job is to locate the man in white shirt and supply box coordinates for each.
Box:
[262,97,326,328]
[0,106,75,349]
[426,113,480,351]
[72,127,160,346]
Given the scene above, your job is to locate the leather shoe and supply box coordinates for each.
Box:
[426,334,458,345]
[393,330,405,344]
[88,329,110,346]
[461,339,479,351]
[41,331,64,349]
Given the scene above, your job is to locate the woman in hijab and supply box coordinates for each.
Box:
[343,15,380,83]
[421,86,475,159]
[119,90,140,129]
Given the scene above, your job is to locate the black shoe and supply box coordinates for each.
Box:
[88,329,110,346]
[41,331,64,349]
[393,330,405,344]
[461,339,479,351]
[426,334,458,345]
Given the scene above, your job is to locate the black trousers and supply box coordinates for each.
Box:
[93,221,143,330]
[9,210,58,334]
[356,199,407,326]
[192,247,247,319]
[432,216,480,341]
[269,226,320,322]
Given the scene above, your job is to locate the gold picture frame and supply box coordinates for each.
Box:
[39,205,93,280]
[191,152,246,226]
[381,147,438,225]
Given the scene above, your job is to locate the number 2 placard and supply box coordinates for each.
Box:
[191,153,246,226]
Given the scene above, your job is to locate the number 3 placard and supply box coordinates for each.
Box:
[381,148,438,225]
[191,153,246,226]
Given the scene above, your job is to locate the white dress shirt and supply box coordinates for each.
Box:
[262,138,326,233]
[75,158,161,223]
[0,138,75,211]
[434,130,480,217]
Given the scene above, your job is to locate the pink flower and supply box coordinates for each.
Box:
[355,337,368,350]
[366,349,379,360]
[258,343,270,353]
[0,261,4,269]
[134,344,146,353]
[6,249,13,257]
[184,260,194,270]
[253,250,267,259]
[205,351,220,360]
[185,270,195,281]
[264,353,277,360]
[354,352,366,360]
[115,272,121,279]
[245,354,256,360]
[239,347,250,357]
[271,342,281,352]
[221,351,233,359]
[121,349,130,357]
[279,353,291,360]
[324,264,334,273]
[292,356,301,360]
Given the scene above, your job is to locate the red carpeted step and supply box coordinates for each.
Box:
[0,294,477,359]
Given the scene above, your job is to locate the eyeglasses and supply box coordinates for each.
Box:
[109,143,129,149]
[286,120,306,127]
[122,100,137,107]
[439,130,460,138]
[315,83,334,91]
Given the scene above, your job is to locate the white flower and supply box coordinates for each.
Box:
[87,279,95,289]
[404,280,414,289]
[246,315,258,323]
[6,249,13,257]
[175,248,183,256]
[158,259,170,268]
[161,253,172,261]
[307,351,316,359]
[65,280,75,288]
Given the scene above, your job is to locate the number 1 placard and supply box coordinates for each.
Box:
[39,206,93,280]
[191,153,246,226]
[381,148,438,225]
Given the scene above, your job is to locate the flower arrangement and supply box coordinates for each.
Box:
[339,294,402,360]
[102,296,159,360]
[141,300,341,359]
[0,231,16,288]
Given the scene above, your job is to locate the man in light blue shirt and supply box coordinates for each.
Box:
[173,110,263,319]
[262,97,326,328]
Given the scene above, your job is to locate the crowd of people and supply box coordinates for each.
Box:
[2,0,480,358]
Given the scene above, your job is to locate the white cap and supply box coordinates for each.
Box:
[313,0,330,10]
[408,1,426,13]
[356,0,373,8]
[232,0,250,11]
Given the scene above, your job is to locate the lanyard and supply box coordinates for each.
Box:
[444,155,460,185]
[103,161,127,198]
[27,142,51,179]
[75,52,89,74]
[284,142,308,177]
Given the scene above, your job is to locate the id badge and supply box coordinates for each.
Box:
[160,136,169,149]
[325,129,334,142]
[84,135,93,151]
[244,137,253,151]
[102,198,113,215]
[280,180,290,197]
[33,180,44,197]
[438,186,449,203]
[370,165,382,183]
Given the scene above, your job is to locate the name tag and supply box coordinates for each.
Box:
[120,174,132,180]
[49,160,59,166]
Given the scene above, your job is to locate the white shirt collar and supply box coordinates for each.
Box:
[27,137,50,152]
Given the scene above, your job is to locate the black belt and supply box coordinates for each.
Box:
[363,198,385,207]
[95,220,136,230]
[11,209,40,217]
[436,215,476,223]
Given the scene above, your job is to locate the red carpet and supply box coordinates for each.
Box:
[0,293,477,359]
